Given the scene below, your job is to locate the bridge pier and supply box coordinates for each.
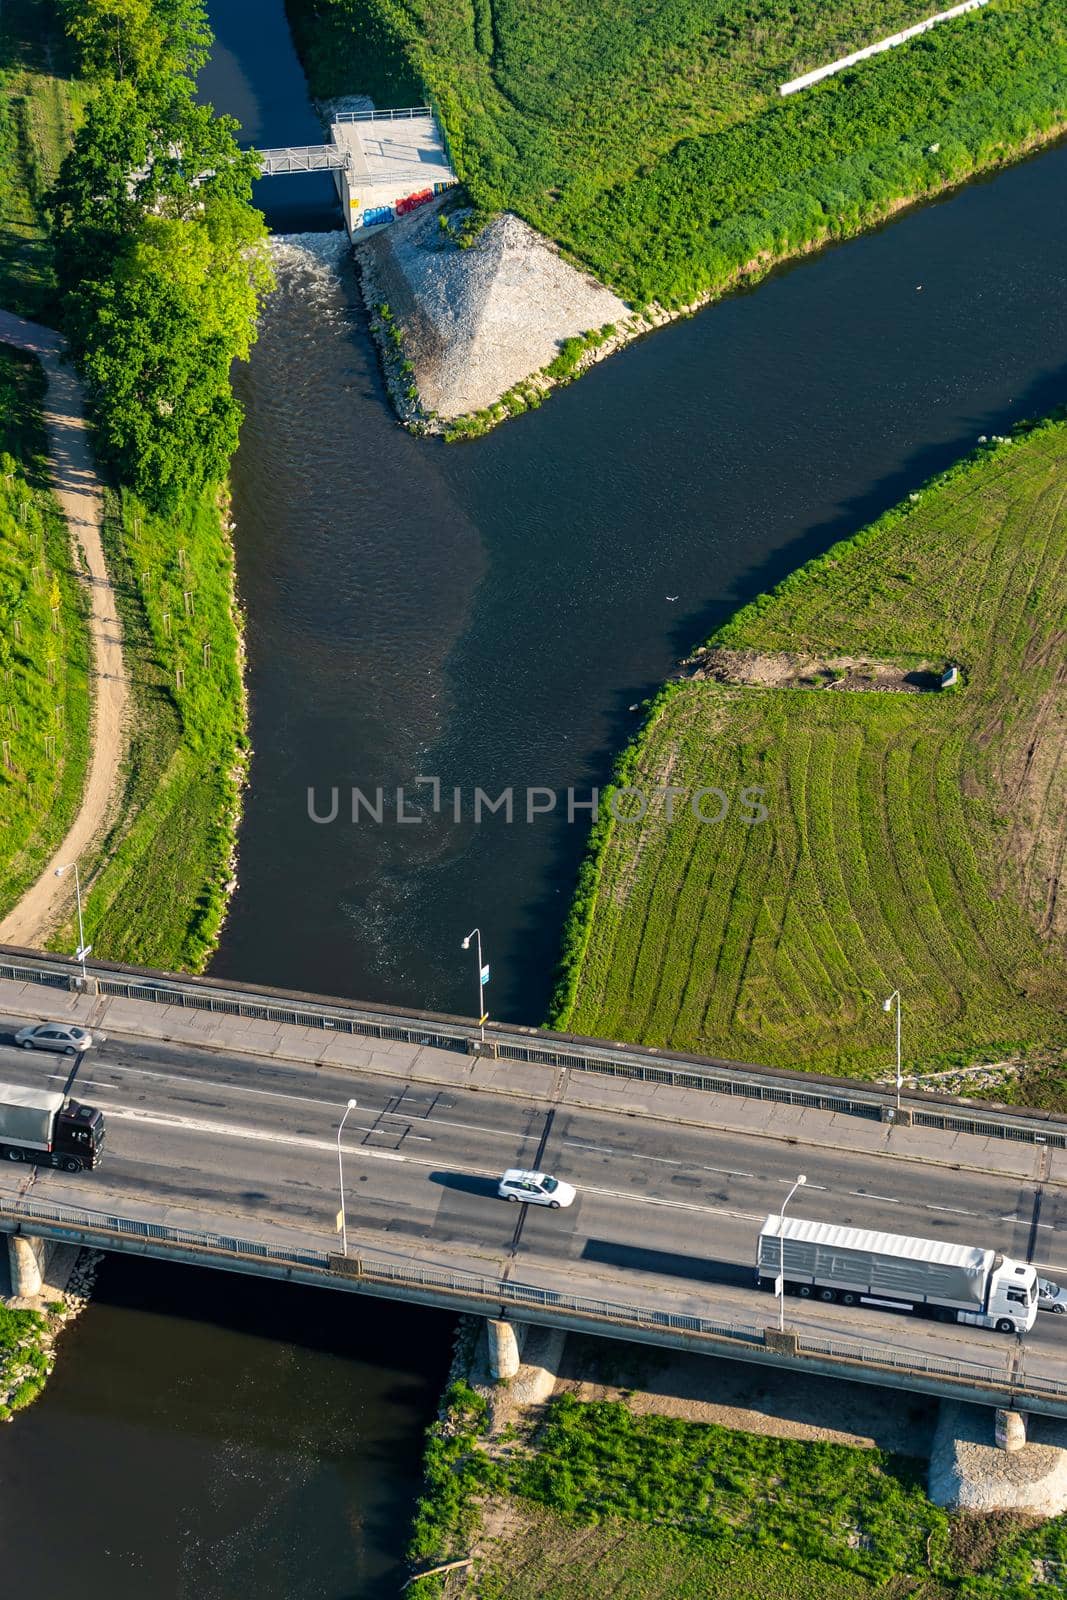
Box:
[6,1232,54,1299]
[995,1408,1028,1452]
[486,1317,522,1380]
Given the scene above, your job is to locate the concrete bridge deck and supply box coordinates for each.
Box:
[1,948,1066,1415]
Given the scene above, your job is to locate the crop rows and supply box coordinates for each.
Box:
[563,423,1067,1075]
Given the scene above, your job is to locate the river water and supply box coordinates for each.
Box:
[1,6,1066,1596]
[205,41,1067,1023]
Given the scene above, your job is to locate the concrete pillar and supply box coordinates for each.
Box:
[7,1233,50,1298]
[486,1318,521,1381]
[995,1409,1027,1452]
[763,1326,799,1355]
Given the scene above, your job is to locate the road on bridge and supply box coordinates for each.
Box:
[0,984,1065,1391]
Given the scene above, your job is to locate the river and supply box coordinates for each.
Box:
[1,5,1066,1595]
[204,48,1067,1025]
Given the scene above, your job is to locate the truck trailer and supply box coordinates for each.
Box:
[757,1215,1037,1334]
[0,1083,105,1172]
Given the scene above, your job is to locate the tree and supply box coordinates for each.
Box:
[59,0,211,85]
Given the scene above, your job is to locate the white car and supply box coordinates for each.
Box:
[14,1022,94,1056]
[1039,1278,1067,1314]
[498,1169,576,1208]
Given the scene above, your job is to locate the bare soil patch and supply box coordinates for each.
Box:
[553,1336,938,1456]
[684,646,945,693]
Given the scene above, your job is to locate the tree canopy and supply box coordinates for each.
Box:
[50,1,272,509]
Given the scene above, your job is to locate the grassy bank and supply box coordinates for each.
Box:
[0,0,86,322]
[0,1302,51,1419]
[408,1389,1067,1598]
[57,485,248,971]
[552,418,1067,1077]
[0,347,90,921]
[285,0,1067,309]
[0,1,268,972]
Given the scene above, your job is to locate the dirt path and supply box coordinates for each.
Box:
[0,309,128,948]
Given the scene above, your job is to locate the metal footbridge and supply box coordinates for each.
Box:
[256,145,350,175]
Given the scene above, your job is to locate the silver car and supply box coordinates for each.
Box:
[14,1022,94,1056]
[497,1169,576,1208]
[1039,1278,1067,1314]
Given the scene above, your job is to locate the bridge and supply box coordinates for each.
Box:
[1,945,1066,1429]
[256,145,350,175]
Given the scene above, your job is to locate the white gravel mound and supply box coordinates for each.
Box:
[358,201,628,418]
[930,1402,1067,1516]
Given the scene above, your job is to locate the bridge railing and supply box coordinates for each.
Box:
[2,947,1065,1148]
[333,106,431,122]
[3,1192,1066,1405]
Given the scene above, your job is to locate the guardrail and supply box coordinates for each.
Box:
[2,947,1065,1148]
[2,1193,1064,1408]
[333,106,432,123]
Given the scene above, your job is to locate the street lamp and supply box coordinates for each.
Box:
[336,1098,358,1257]
[54,861,89,981]
[882,991,902,1111]
[461,927,488,1044]
[778,1173,807,1333]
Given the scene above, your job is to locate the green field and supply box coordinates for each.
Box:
[0,0,86,321]
[408,1387,1067,1598]
[290,0,1067,306]
[56,484,248,972]
[0,348,90,922]
[553,420,1067,1077]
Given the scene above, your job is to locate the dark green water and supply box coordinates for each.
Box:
[0,1255,453,1597]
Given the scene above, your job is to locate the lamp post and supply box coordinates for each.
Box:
[882,990,902,1111]
[336,1098,358,1257]
[54,861,89,981]
[461,927,488,1044]
[778,1173,807,1333]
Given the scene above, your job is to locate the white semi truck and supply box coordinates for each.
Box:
[0,1083,105,1172]
[757,1215,1038,1334]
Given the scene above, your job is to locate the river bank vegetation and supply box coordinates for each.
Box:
[408,1386,1067,1597]
[287,0,1067,308]
[0,0,86,321]
[552,417,1067,1078]
[0,347,90,919]
[0,0,270,967]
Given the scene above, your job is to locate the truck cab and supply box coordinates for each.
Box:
[980,1256,1039,1334]
[53,1101,105,1171]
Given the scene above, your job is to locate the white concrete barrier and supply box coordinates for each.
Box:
[779,0,990,96]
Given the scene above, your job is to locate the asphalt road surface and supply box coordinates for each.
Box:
[0,1010,1064,1383]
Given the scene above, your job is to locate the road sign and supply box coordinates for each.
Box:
[335,1209,344,1233]
[774,1274,784,1297]
[480,963,490,985]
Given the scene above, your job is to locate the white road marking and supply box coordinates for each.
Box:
[89,1105,767,1221]
[51,1062,526,1144]
[579,1182,764,1222]
[849,1192,899,1203]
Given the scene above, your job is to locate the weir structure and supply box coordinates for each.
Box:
[257,106,457,237]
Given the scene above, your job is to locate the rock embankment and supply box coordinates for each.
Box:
[930,1402,1067,1516]
[356,199,629,426]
